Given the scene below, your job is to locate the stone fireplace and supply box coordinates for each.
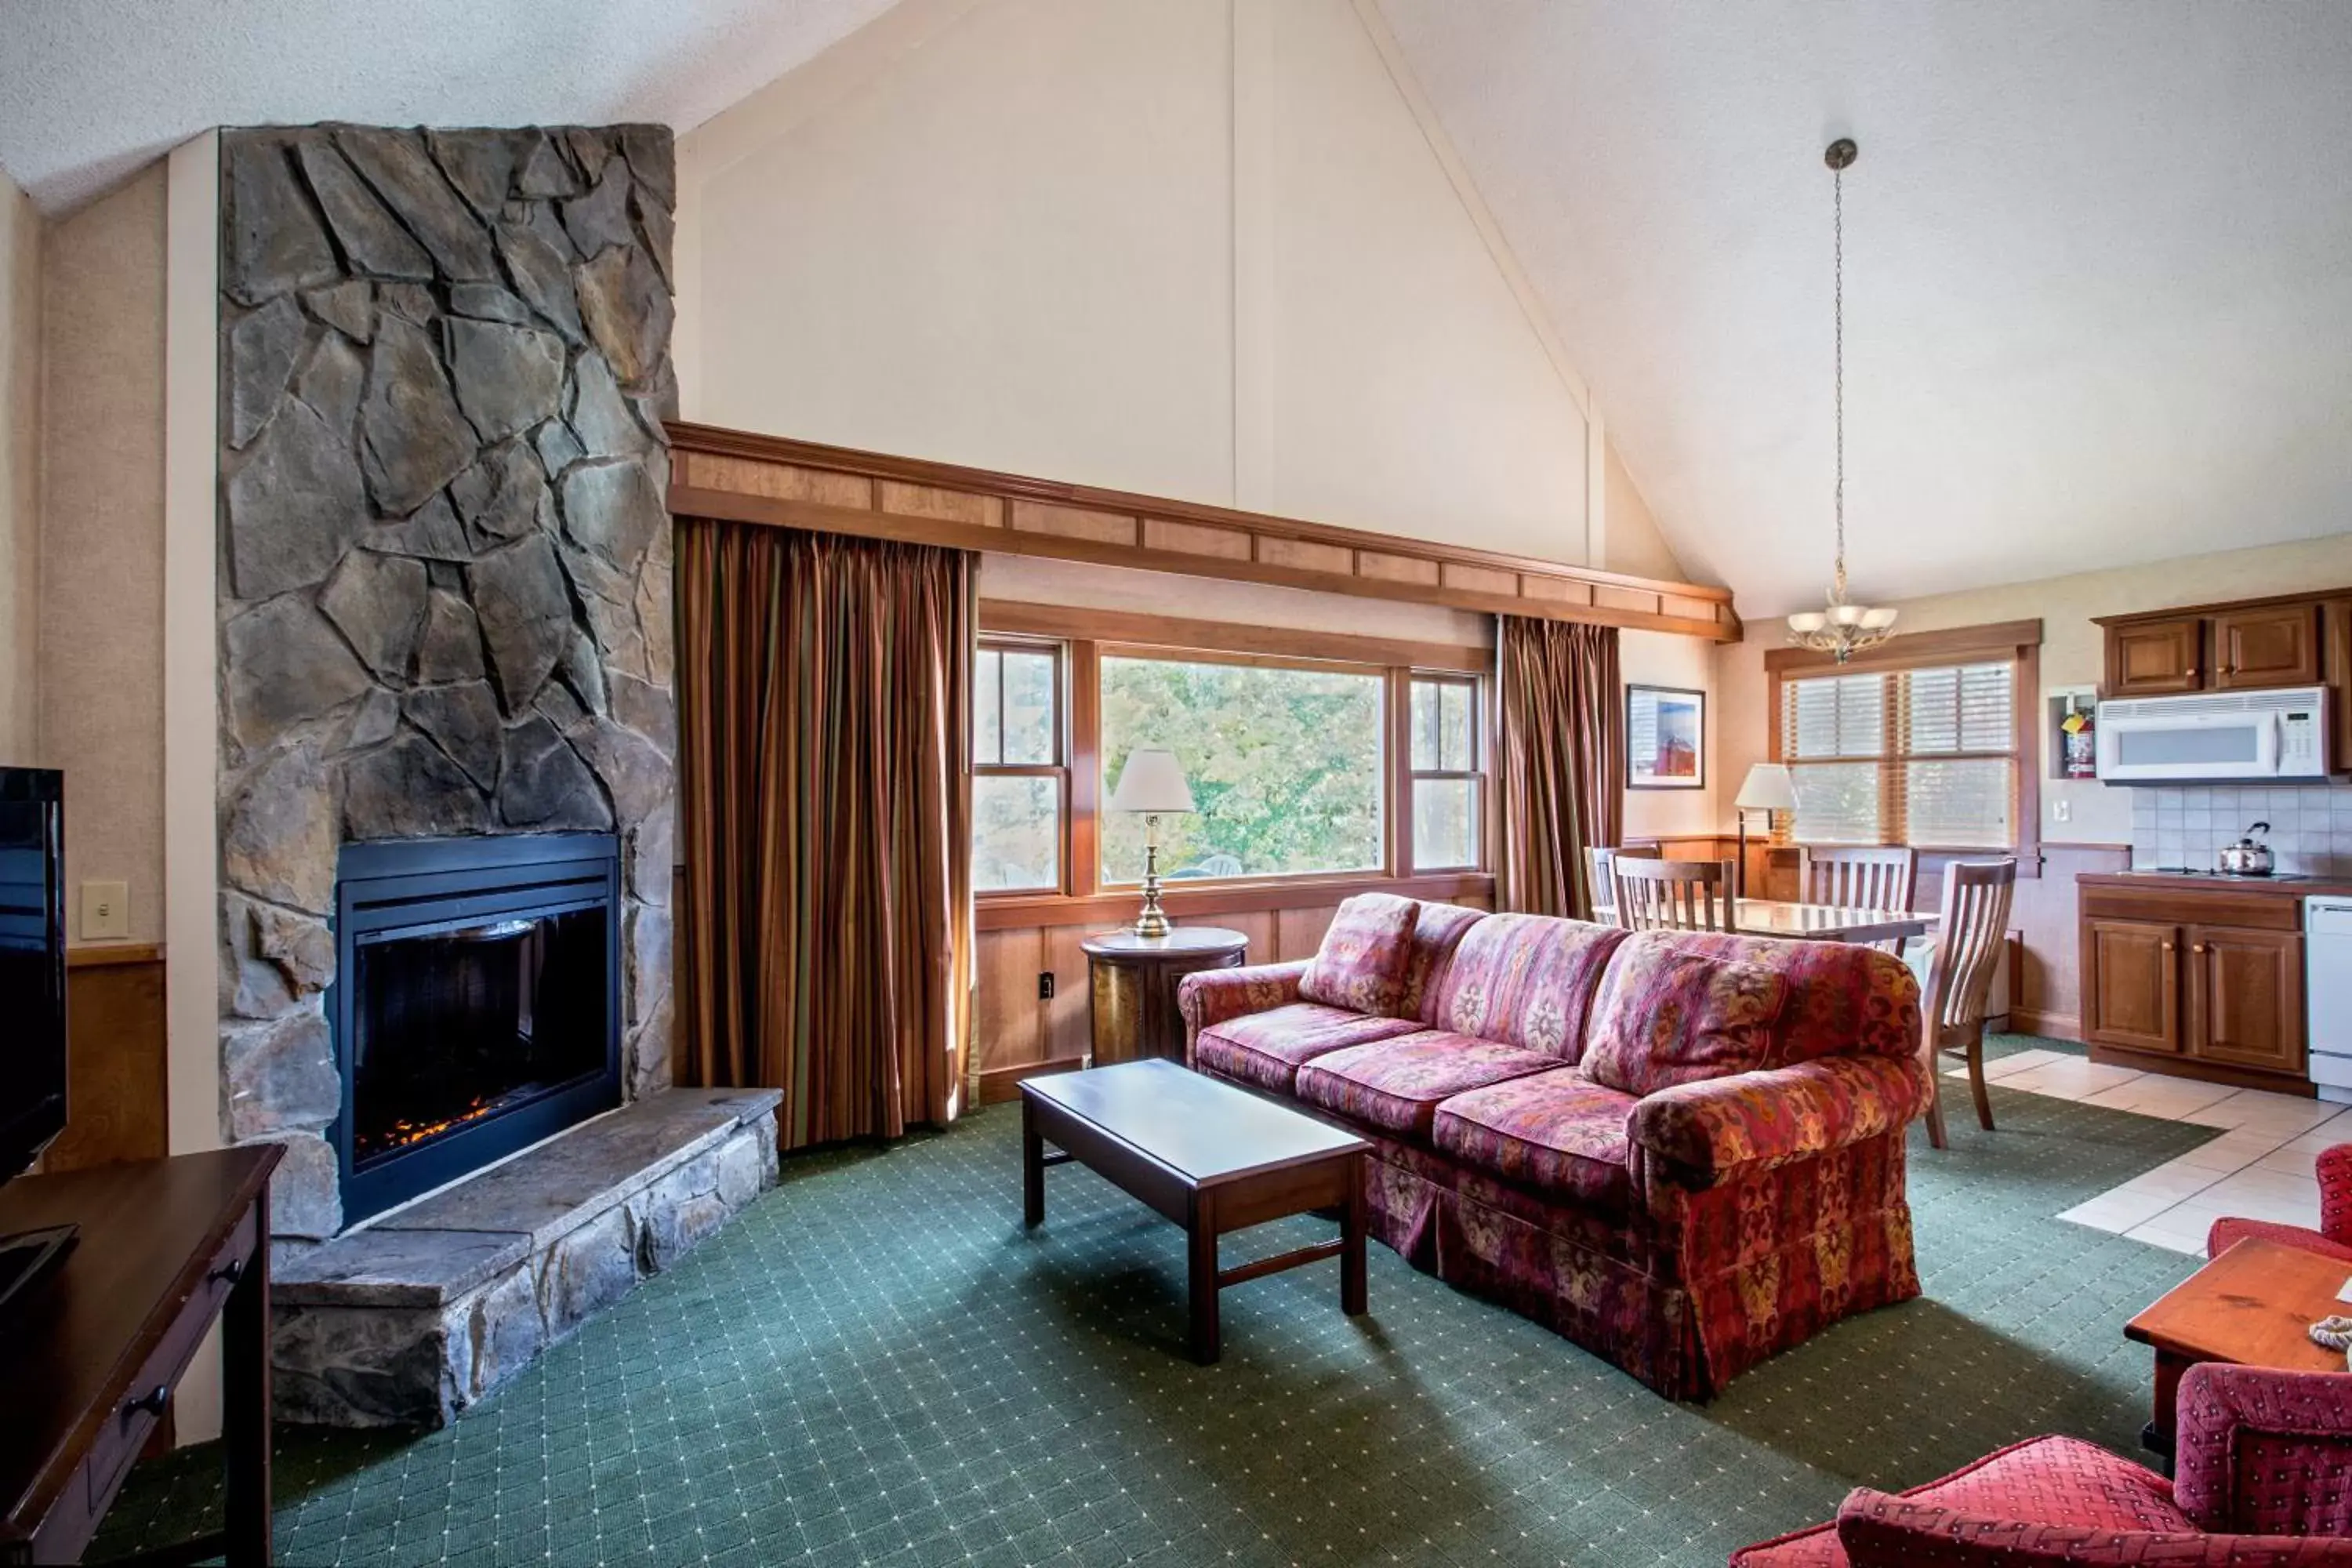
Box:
[212,122,680,1240]
[332,834,622,1223]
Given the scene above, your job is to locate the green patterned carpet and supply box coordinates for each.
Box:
[100,1041,2210,1568]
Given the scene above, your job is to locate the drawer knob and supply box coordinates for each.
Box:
[211,1257,245,1287]
[125,1385,170,1420]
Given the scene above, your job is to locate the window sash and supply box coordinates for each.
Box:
[1777,657,2021,851]
[1408,674,1483,872]
[975,637,1069,894]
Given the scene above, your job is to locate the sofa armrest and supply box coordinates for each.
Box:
[2175,1363,2352,1537]
[1177,960,1311,1059]
[1831,1492,2350,1566]
[2319,1143,2352,1243]
[1628,1054,1926,1187]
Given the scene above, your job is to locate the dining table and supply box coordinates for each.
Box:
[1727,898,1936,946]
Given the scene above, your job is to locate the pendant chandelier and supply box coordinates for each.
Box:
[1786,137,1896,662]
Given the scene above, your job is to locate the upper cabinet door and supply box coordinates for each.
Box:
[2212,604,2321,690]
[2106,616,2206,696]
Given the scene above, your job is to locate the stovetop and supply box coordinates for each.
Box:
[2136,866,2328,882]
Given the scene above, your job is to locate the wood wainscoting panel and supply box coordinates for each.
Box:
[1142,518,1254,562]
[1277,905,1342,960]
[1257,536,1354,575]
[1009,500,1138,546]
[1355,551,1442,588]
[878,480,1003,528]
[45,946,169,1173]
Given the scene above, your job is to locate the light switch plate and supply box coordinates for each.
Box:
[81,880,130,941]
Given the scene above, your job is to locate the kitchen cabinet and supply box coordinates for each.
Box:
[2078,878,2310,1093]
[2210,604,2321,690]
[2096,592,2343,702]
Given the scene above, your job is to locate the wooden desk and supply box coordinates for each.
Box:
[0,1145,281,1566]
[2125,1236,2346,1457]
[1021,1059,1369,1363]
[1080,927,1247,1066]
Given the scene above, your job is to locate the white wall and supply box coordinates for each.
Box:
[1713,532,2352,846]
[0,168,38,764]
[677,0,1610,568]
[1620,628,1717,840]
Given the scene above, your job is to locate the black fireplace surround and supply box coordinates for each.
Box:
[332,834,622,1224]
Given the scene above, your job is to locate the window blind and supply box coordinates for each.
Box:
[1780,659,2017,848]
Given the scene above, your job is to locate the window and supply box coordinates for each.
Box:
[1410,675,1482,870]
[1778,658,2020,849]
[1098,654,1385,884]
[972,640,1065,892]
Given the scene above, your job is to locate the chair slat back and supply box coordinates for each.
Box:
[1586,844,1659,915]
[1801,845,1918,913]
[1611,856,1734,933]
[1922,859,2017,1036]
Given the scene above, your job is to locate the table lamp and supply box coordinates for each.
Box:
[1108,748,1195,938]
[1733,763,1797,898]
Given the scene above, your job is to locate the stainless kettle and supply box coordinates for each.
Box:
[2218,822,2275,877]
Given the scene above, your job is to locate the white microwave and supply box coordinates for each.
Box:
[2096,687,2332,783]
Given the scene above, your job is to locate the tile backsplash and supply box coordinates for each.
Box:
[2129,784,2352,875]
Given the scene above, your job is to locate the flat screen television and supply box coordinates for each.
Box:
[0,767,67,1181]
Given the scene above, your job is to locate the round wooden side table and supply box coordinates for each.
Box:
[1079,927,1249,1067]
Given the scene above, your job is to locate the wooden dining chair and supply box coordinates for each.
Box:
[1585,844,1659,920]
[1918,858,2018,1149]
[1610,856,1735,933]
[1798,845,1919,956]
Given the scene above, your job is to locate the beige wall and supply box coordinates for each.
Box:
[1602,442,1684,584]
[0,169,38,764]
[39,164,169,944]
[1713,532,2352,846]
[679,0,1625,571]
[1620,628,1717,840]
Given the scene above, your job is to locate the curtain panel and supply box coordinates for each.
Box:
[677,519,975,1147]
[1497,617,1622,920]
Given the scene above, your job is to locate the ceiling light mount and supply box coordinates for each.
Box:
[1788,135,1896,662]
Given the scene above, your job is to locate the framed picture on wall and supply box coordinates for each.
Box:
[1625,684,1706,790]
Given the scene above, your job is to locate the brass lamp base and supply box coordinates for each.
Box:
[1133,815,1174,938]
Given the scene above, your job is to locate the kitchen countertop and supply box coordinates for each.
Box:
[2077,868,2352,897]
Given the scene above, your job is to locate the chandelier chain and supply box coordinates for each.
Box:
[1833,155,1845,592]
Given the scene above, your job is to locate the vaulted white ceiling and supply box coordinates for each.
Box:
[7,2,2348,614]
[0,0,896,213]
[1375,0,2352,613]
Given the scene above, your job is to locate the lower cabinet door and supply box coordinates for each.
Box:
[2190,926,2305,1074]
[2085,919,2183,1054]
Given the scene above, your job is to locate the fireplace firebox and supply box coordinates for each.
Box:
[332,834,622,1224]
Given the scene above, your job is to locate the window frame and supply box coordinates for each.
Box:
[971,604,1495,920]
[1405,672,1486,874]
[1765,619,2043,875]
[972,635,1070,896]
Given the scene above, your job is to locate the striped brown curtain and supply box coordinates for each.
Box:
[676,520,975,1147]
[1496,617,1622,919]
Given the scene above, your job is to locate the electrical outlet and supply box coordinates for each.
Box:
[2052,800,2072,823]
[1038,971,1056,1001]
[82,880,129,941]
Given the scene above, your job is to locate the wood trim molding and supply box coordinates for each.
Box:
[667,423,1742,642]
[2092,589,2352,627]
[979,600,1490,674]
[978,871,1496,932]
[66,943,165,969]
[1763,619,2043,675]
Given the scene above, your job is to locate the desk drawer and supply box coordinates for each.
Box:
[85,1205,256,1516]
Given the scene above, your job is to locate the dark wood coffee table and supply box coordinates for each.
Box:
[2125,1236,2347,1456]
[1020,1058,1370,1363]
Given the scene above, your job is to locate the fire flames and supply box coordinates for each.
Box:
[359,1097,494,1159]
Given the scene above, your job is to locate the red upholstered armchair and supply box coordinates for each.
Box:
[1730,1364,2352,1566]
[2209,1143,2352,1265]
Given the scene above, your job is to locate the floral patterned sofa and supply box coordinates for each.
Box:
[1177,892,1928,1399]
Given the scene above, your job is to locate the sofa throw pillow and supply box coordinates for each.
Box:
[1582,933,1791,1097]
[1298,893,1421,1017]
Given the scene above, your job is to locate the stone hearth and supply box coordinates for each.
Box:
[212,122,678,1240]
[274,1089,779,1428]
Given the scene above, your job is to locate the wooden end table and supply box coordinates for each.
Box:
[1079,927,1247,1067]
[2125,1236,2347,1458]
[1020,1058,1369,1363]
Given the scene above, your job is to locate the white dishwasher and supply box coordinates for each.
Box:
[2309,896,2352,1105]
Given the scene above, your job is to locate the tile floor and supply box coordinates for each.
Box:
[1955,1047,2346,1254]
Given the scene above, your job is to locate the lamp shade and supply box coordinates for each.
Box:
[1108,748,1195,814]
[1734,762,1798,813]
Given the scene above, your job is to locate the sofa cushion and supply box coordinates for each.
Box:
[1729,1436,2191,1567]
[1398,901,1490,1025]
[1432,913,1629,1059]
[1195,1004,1425,1094]
[1298,893,1421,1015]
[1432,1068,1636,1213]
[1583,933,1791,1097]
[1639,931,1921,1068]
[1295,1031,1559,1139]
